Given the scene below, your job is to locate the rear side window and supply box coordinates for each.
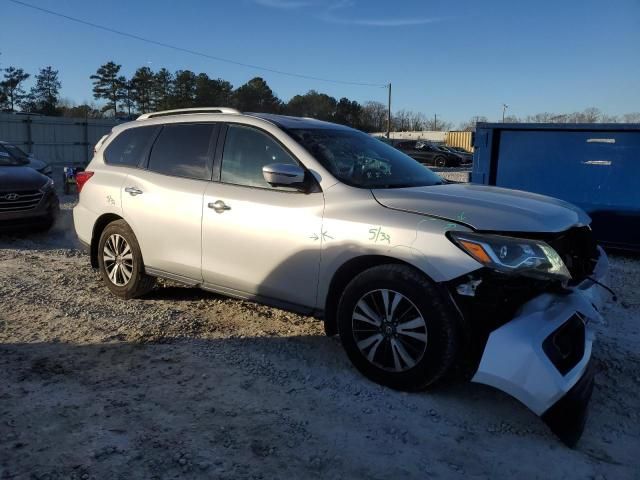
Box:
[104,126,157,167]
[148,124,214,180]
[221,125,298,189]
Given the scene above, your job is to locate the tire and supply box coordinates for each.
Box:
[97,219,155,299]
[435,156,446,167]
[37,202,59,232]
[337,264,460,391]
[37,216,55,232]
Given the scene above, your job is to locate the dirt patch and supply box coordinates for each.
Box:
[1,202,639,479]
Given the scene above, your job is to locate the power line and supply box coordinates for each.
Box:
[7,0,388,88]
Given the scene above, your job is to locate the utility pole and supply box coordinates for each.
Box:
[387,83,392,139]
[502,103,509,122]
[434,113,437,131]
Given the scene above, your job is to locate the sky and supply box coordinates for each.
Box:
[1,0,639,125]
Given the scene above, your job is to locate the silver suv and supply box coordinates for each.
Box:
[74,108,610,445]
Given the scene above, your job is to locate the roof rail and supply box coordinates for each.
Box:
[136,107,241,121]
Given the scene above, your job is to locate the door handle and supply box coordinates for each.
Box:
[208,200,231,213]
[125,187,143,196]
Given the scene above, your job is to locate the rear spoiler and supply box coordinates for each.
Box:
[93,134,110,154]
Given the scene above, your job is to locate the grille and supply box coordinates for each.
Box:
[0,190,43,212]
[546,226,599,284]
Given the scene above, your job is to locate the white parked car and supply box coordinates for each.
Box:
[73,108,611,446]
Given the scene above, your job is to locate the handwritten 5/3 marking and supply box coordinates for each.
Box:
[369,226,391,244]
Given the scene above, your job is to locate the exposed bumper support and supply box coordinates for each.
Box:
[541,361,595,447]
[471,247,610,445]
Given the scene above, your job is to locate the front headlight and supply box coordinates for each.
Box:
[448,231,571,282]
[41,177,55,191]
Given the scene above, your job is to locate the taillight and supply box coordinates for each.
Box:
[76,171,94,193]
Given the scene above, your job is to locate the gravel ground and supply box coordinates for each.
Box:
[1,199,639,479]
[432,167,471,183]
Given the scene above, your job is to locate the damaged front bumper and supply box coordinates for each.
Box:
[470,247,610,446]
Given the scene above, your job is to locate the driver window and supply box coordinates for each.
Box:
[221,125,298,189]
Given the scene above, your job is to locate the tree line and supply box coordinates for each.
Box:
[0,65,61,116]
[1,59,639,132]
[87,61,391,131]
[457,109,640,131]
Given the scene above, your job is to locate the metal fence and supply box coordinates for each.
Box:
[0,113,120,166]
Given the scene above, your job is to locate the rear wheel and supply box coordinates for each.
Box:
[435,156,446,167]
[97,220,155,299]
[337,264,460,391]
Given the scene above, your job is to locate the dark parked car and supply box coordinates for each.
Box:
[437,145,473,164]
[394,140,463,167]
[0,148,59,232]
[0,141,53,177]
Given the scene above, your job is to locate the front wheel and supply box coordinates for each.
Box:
[337,264,460,391]
[97,220,155,299]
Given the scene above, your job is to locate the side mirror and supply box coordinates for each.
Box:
[263,163,307,189]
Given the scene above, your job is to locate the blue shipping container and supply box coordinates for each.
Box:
[472,123,640,251]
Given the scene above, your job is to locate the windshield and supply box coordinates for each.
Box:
[287,128,444,188]
[0,145,29,166]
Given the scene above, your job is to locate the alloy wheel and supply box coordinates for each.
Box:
[351,289,428,372]
[103,233,134,286]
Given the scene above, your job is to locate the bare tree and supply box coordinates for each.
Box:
[424,117,452,131]
[622,112,640,123]
[600,114,619,123]
[580,107,601,123]
[407,111,427,131]
[392,109,411,131]
[458,116,488,131]
[361,101,387,132]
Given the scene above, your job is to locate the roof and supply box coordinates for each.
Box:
[246,113,354,131]
[128,108,355,132]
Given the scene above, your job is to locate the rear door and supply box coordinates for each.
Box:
[122,123,218,280]
[201,124,324,309]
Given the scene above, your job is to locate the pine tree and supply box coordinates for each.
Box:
[152,68,173,111]
[27,66,61,115]
[90,62,124,117]
[171,70,197,108]
[131,66,154,113]
[121,76,135,117]
[232,77,282,113]
[1,66,30,111]
[194,74,233,107]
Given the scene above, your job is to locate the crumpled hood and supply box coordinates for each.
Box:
[372,183,591,233]
[0,166,48,191]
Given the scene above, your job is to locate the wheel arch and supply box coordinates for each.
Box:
[90,213,124,268]
[322,255,435,336]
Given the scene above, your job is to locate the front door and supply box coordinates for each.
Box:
[202,124,324,309]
